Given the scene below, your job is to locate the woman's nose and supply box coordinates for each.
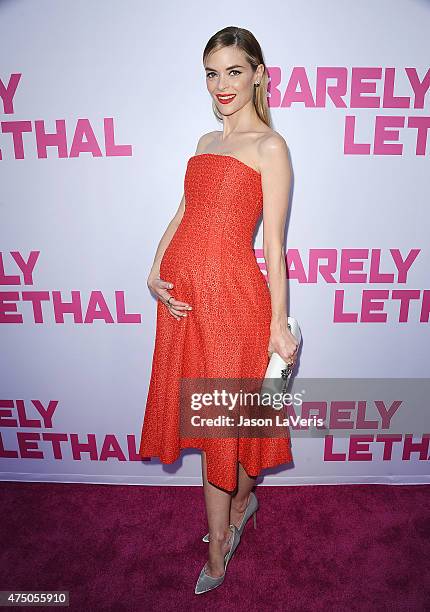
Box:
[217,75,228,89]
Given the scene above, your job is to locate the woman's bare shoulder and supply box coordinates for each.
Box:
[256,129,291,176]
[257,129,289,157]
[194,130,221,154]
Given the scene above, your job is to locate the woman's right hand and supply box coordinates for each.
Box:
[147,274,193,321]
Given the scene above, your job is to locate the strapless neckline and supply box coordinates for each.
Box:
[188,153,261,178]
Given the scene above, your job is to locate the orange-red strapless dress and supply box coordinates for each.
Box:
[139,153,292,492]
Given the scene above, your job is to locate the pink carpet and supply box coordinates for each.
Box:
[1,482,429,610]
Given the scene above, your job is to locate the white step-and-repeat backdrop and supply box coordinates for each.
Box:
[1,0,429,486]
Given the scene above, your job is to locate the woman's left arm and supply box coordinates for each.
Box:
[260,135,298,365]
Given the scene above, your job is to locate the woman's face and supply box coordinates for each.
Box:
[204,46,263,115]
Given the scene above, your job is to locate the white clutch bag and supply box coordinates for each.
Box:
[261,317,302,410]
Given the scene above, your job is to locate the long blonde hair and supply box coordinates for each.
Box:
[203,26,272,128]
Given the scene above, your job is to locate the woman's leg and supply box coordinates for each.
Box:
[231,462,256,527]
[201,451,234,577]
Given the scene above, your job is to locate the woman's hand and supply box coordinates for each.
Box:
[267,318,299,366]
[147,274,192,321]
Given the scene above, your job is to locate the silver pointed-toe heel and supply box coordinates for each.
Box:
[195,524,241,595]
[202,491,258,543]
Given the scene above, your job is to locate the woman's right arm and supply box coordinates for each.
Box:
[147,191,185,285]
[147,131,217,319]
[146,192,191,320]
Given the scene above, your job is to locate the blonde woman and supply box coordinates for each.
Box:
[139,26,297,594]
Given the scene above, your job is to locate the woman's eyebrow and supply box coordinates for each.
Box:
[204,64,245,71]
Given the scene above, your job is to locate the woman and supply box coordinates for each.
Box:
[139,26,298,594]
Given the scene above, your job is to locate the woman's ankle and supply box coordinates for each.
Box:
[208,528,231,544]
[231,492,251,513]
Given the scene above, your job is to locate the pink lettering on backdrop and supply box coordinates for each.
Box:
[0,399,428,463]
[0,249,428,324]
[323,434,430,461]
[265,66,430,155]
[268,66,430,109]
[0,73,21,113]
[0,74,132,160]
[0,399,58,428]
[1,68,429,158]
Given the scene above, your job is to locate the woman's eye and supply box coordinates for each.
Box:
[206,70,242,78]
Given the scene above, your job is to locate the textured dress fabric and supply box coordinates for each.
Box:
[139,153,293,492]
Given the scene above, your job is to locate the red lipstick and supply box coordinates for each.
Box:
[216,93,236,105]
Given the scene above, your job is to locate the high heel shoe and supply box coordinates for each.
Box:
[202,491,258,542]
[194,524,241,595]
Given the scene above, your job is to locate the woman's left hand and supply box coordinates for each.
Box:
[267,318,299,366]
